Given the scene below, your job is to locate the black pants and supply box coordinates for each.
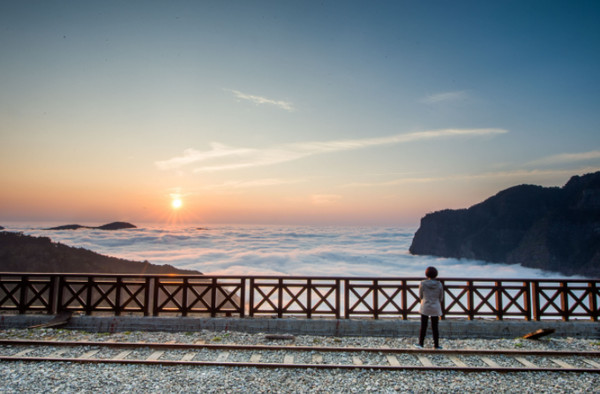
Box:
[419,314,439,347]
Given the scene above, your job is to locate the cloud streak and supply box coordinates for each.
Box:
[527,150,600,166]
[201,178,304,191]
[421,91,467,104]
[156,128,508,172]
[228,89,294,111]
[342,167,600,188]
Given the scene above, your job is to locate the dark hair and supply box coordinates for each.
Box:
[425,266,438,279]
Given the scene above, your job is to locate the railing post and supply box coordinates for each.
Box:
[531,280,540,321]
[249,278,255,317]
[181,277,188,317]
[523,281,531,321]
[277,278,283,318]
[344,279,350,319]
[18,275,28,314]
[210,277,217,317]
[144,276,151,317]
[57,275,65,313]
[495,281,503,320]
[589,281,598,322]
[239,277,246,318]
[467,280,474,320]
[560,281,569,321]
[373,280,379,320]
[335,279,341,319]
[307,279,312,319]
[115,276,122,316]
[48,275,57,314]
[85,276,93,315]
[440,279,445,320]
[401,279,408,320]
[153,276,160,316]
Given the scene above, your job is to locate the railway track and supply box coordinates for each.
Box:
[1,339,599,373]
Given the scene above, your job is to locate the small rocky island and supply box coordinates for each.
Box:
[409,171,600,277]
[0,231,200,274]
[45,221,137,231]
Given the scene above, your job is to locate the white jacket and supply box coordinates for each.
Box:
[418,279,443,316]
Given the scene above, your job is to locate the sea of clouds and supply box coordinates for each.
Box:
[6,223,575,279]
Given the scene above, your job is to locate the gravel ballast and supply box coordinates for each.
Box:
[1,328,599,393]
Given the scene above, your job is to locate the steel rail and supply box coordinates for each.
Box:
[1,355,599,373]
[1,339,600,357]
[1,339,599,373]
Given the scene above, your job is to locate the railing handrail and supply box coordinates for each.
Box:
[1,272,597,282]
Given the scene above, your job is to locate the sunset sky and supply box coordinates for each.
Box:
[1,1,599,226]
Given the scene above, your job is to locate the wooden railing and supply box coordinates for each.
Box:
[1,273,598,321]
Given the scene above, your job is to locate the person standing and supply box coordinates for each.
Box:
[415,266,444,349]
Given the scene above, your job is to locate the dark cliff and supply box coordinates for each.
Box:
[409,171,600,277]
[0,231,200,274]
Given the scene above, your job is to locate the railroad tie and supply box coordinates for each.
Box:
[283,355,294,364]
[386,355,400,367]
[180,352,196,361]
[13,348,34,357]
[550,359,575,369]
[111,350,132,360]
[78,350,100,359]
[352,356,363,366]
[250,354,262,363]
[216,352,230,362]
[146,351,165,361]
[312,354,323,364]
[448,356,468,368]
[48,349,68,358]
[194,340,206,345]
[514,357,539,368]
[583,359,600,368]
[480,357,501,368]
[416,355,434,367]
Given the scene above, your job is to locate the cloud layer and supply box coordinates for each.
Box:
[14,223,571,279]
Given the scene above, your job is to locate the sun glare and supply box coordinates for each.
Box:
[171,198,182,209]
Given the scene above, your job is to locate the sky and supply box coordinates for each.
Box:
[1,1,599,226]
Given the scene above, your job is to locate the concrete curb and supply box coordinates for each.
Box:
[1,315,598,338]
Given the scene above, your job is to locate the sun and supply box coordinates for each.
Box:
[171,198,183,209]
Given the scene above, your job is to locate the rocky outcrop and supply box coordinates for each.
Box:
[45,222,137,231]
[409,171,600,277]
[0,231,200,274]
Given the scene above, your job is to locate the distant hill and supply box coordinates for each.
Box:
[409,171,600,277]
[45,221,137,231]
[0,231,201,274]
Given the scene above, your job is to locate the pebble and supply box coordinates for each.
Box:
[0,328,599,393]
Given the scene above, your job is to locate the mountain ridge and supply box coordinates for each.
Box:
[0,231,201,274]
[45,221,137,231]
[409,171,600,277]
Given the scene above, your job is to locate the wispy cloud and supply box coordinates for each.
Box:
[155,128,508,172]
[421,90,467,104]
[343,167,599,188]
[527,150,600,166]
[311,194,342,205]
[201,178,304,191]
[228,89,294,111]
